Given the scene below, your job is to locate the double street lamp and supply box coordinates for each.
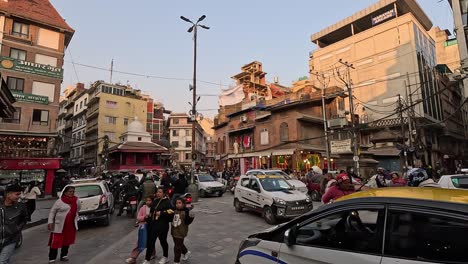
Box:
[180,15,209,202]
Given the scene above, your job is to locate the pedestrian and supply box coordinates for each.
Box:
[322,173,354,204]
[48,186,80,263]
[170,198,194,264]
[390,172,407,186]
[126,197,154,264]
[172,174,188,206]
[0,184,28,264]
[22,181,42,221]
[144,187,173,264]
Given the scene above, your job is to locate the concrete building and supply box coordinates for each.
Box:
[309,0,467,171]
[168,113,205,168]
[84,81,147,171]
[144,98,171,144]
[448,0,468,98]
[69,88,88,174]
[0,0,73,194]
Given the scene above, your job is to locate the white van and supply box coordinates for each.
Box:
[234,174,312,224]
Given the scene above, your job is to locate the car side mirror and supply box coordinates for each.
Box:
[284,226,297,246]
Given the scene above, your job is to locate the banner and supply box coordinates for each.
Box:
[11,91,48,105]
[0,56,63,79]
[218,85,244,106]
[330,139,352,154]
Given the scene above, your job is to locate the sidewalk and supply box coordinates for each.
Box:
[25,198,57,229]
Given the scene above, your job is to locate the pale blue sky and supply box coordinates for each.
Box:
[51,0,454,116]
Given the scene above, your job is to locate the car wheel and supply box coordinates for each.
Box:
[234,198,243,212]
[199,190,206,198]
[311,190,321,201]
[102,213,110,226]
[263,206,277,225]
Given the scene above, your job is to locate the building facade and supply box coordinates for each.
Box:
[84,81,147,171]
[0,0,74,194]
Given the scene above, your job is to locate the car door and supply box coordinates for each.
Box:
[103,182,113,209]
[278,205,385,264]
[248,178,262,208]
[236,177,251,205]
[381,206,468,264]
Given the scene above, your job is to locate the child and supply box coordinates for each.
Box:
[171,198,194,264]
[126,197,153,264]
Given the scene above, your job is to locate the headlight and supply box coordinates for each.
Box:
[206,187,212,190]
[273,197,286,205]
[306,196,311,203]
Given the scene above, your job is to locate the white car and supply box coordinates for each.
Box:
[246,169,308,194]
[234,174,313,224]
[438,174,468,190]
[62,179,114,226]
[195,174,226,197]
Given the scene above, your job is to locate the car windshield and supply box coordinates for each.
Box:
[198,175,215,182]
[73,185,103,198]
[259,177,292,192]
[451,176,468,189]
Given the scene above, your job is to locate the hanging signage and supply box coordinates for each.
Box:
[371,9,396,26]
[330,139,352,154]
[0,158,61,170]
[0,56,63,79]
[11,91,49,105]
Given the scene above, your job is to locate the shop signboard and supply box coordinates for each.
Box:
[0,158,61,170]
[11,91,49,105]
[371,9,395,26]
[330,139,352,154]
[0,56,63,79]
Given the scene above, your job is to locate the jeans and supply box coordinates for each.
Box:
[0,243,16,264]
[173,237,188,263]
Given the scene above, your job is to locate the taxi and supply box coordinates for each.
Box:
[236,187,468,264]
[234,174,313,224]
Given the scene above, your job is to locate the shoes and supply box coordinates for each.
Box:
[158,256,169,264]
[125,257,135,264]
[142,260,151,264]
[181,251,191,261]
[60,256,69,262]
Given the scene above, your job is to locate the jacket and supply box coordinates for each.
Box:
[173,178,188,194]
[48,198,81,233]
[137,205,151,225]
[322,185,354,204]
[170,208,194,238]
[147,197,173,229]
[0,200,28,247]
[141,180,156,199]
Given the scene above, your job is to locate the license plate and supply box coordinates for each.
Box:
[78,215,87,221]
[130,201,137,205]
[291,206,305,210]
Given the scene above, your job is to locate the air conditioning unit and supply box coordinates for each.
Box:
[328,117,348,128]
[240,114,248,122]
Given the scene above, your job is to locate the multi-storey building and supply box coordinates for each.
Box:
[84,81,147,171]
[448,0,468,97]
[0,0,73,194]
[168,113,205,168]
[309,0,467,172]
[145,98,171,144]
[70,88,88,175]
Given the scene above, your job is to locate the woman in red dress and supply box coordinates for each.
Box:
[47,186,80,263]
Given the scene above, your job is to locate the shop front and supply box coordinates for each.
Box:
[0,158,61,194]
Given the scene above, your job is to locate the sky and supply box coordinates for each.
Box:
[50,0,455,117]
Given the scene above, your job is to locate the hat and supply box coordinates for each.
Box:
[337,173,350,182]
[5,184,22,193]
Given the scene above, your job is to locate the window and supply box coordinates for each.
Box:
[75,105,78,112]
[79,101,83,109]
[10,48,26,60]
[249,178,260,191]
[7,77,24,92]
[106,100,117,108]
[32,109,49,126]
[35,54,57,67]
[173,153,180,161]
[185,153,191,160]
[84,98,87,105]
[296,209,383,255]
[32,81,55,102]
[37,28,59,49]
[173,118,179,124]
[384,210,468,263]
[260,128,269,145]
[138,137,142,141]
[280,122,289,142]
[2,107,21,123]
[240,178,250,187]
[105,116,116,124]
[186,141,192,148]
[104,132,115,140]
[186,129,191,136]
[171,141,179,147]
[124,118,129,126]
[172,130,179,137]
[12,22,29,38]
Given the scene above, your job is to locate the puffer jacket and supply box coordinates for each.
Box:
[0,199,28,247]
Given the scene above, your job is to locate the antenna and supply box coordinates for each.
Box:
[110,59,114,84]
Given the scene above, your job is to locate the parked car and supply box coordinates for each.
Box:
[438,174,468,190]
[234,174,313,224]
[195,174,226,197]
[246,170,308,194]
[236,187,468,264]
[62,179,114,226]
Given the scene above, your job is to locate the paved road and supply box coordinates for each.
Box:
[13,193,321,264]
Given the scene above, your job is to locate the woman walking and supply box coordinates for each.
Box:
[47,186,80,263]
[23,181,41,221]
[171,198,194,264]
[125,196,153,264]
[144,187,173,264]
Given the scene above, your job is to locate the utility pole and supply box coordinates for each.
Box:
[181,15,209,202]
[338,59,360,177]
[405,72,415,166]
[311,72,331,170]
[397,94,408,169]
[102,135,109,172]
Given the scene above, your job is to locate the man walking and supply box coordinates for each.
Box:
[0,184,28,263]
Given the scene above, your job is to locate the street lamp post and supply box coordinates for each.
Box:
[181,15,209,202]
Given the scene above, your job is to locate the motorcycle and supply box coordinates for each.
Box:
[120,192,138,218]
